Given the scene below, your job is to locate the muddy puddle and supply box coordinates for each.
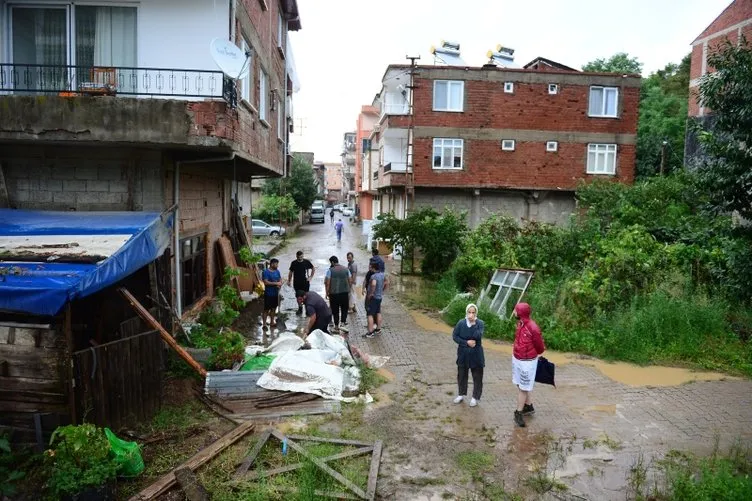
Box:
[408,305,736,387]
[232,294,304,347]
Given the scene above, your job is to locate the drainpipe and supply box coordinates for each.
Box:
[173,153,236,317]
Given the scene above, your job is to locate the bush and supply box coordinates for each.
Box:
[254,194,298,223]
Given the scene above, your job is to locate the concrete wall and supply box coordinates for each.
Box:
[1,145,163,211]
[415,188,576,228]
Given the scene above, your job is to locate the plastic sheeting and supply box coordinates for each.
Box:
[256,329,361,401]
[0,209,173,316]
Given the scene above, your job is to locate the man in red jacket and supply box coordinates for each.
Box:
[511,302,545,428]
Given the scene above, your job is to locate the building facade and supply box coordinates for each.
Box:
[0,0,301,316]
[354,105,379,220]
[685,0,752,164]
[367,61,640,227]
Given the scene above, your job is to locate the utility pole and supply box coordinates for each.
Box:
[660,140,668,176]
[405,55,420,215]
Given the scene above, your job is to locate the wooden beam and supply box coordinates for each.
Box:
[0,162,10,208]
[243,446,375,481]
[233,428,273,479]
[365,440,383,501]
[174,467,209,501]
[286,435,374,447]
[118,288,207,378]
[64,305,76,424]
[129,420,254,501]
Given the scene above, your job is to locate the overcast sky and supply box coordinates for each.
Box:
[288,0,730,162]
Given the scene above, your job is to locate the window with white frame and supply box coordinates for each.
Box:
[546,141,558,152]
[277,11,285,51]
[432,138,464,169]
[259,68,268,122]
[433,80,464,112]
[548,83,559,94]
[504,82,514,93]
[589,86,618,117]
[501,139,515,151]
[587,144,617,174]
[241,38,253,103]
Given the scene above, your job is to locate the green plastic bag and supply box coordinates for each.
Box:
[105,428,144,477]
[240,354,276,371]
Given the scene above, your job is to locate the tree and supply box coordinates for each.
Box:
[694,37,752,219]
[635,54,690,178]
[582,52,643,75]
[261,153,317,212]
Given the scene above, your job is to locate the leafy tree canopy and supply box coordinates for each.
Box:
[582,52,643,74]
[695,37,752,219]
[261,153,317,211]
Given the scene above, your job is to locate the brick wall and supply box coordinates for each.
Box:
[2,145,163,211]
[694,0,752,41]
[412,138,635,190]
[164,168,227,293]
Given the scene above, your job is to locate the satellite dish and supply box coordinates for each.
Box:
[210,38,249,80]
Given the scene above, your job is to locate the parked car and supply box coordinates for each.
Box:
[333,203,347,212]
[342,207,354,217]
[309,207,325,224]
[251,219,286,237]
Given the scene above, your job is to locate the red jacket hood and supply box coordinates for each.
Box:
[514,302,531,320]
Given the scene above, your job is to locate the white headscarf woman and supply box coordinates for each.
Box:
[452,303,486,407]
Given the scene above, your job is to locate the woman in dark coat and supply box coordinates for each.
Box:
[452,303,485,407]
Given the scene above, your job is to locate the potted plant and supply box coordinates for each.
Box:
[45,424,118,500]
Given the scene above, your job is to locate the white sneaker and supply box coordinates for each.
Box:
[453,396,464,404]
[469,398,478,407]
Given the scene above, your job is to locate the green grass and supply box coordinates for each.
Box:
[456,451,495,481]
[358,363,388,394]
[148,400,212,432]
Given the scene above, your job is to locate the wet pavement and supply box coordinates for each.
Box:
[256,216,752,500]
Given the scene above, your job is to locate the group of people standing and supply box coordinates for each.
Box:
[261,248,388,340]
[452,302,545,427]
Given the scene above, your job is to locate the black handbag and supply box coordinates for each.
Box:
[535,356,556,387]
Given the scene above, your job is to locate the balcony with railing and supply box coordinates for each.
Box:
[0,63,236,105]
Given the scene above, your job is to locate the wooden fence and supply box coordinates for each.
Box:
[73,330,164,430]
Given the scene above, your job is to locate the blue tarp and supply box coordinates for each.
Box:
[0,210,174,317]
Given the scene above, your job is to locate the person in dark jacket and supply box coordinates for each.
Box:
[511,302,545,427]
[452,303,485,407]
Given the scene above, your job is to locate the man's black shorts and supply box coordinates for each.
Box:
[264,294,279,311]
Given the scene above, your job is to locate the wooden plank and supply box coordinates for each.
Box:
[365,440,383,501]
[0,400,67,414]
[244,446,375,481]
[0,344,64,380]
[272,485,360,500]
[0,162,10,208]
[233,428,273,479]
[129,421,255,501]
[286,435,375,447]
[64,305,76,425]
[118,288,207,378]
[174,467,209,501]
[272,430,367,500]
[0,376,64,394]
[0,390,66,405]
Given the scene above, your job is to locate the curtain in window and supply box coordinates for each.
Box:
[11,7,67,91]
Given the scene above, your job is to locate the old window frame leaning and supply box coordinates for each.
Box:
[259,67,268,122]
[432,138,463,169]
[478,268,534,318]
[588,85,618,117]
[586,143,617,175]
[432,80,464,112]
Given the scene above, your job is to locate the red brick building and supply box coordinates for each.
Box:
[0,0,301,316]
[367,61,640,226]
[686,0,752,163]
[355,106,379,220]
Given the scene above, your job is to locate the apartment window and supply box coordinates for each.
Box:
[587,144,617,175]
[548,83,559,95]
[10,5,137,92]
[546,141,558,152]
[504,82,514,93]
[241,38,253,103]
[259,68,268,122]
[433,80,464,112]
[277,11,285,52]
[589,86,619,117]
[501,139,515,151]
[180,234,207,309]
[432,138,464,169]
